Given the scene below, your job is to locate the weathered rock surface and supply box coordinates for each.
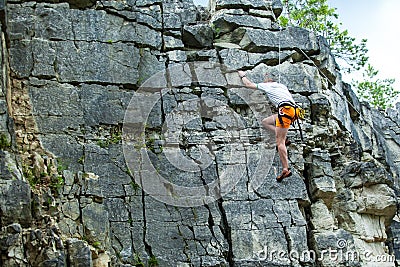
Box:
[0,0,399,267]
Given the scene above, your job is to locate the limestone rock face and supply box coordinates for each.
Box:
[0,0,399,267]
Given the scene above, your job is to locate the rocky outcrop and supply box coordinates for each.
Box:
[0,0,399,266]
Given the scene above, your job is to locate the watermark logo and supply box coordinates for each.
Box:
[253,238,396,264]
[336,238,347,249]
[122,62,275,207]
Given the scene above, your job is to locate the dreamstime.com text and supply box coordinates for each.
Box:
[254,246,396,263]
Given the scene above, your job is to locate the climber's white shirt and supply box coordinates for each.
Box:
[256,82,296,108]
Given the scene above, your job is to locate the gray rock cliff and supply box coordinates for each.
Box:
[0,0,399,266]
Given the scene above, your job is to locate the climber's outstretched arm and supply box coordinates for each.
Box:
[238,71,257,90]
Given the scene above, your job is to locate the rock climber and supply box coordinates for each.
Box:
[237,70,297,182]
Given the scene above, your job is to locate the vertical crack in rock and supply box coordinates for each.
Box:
[141,190,153,260]
[243,148,252,197]
[165,63,173,89]
[178,223,193,263]
[133,147,148,263]
[204,203,221,248]
[211,145,234,265]
[70,18,79,52]
[302,158,320,266]
[1,23,13,141]
[272,200,294,266]
[217,198,234,267]
[303,151,317,216]
[201,168,223,249]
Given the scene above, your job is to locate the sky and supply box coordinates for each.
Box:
[327,0,400,96]
[192,0,400,102]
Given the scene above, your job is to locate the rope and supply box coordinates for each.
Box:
[266,1,399,191]
[277,23,281,83]
[267,4,367,119]
[264,2,282,83]
[295,47,364,117]
[267,3,364,118]
[295,45,400,178]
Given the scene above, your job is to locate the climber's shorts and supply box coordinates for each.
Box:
[275,106,295,129]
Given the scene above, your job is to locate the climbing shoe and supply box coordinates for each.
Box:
[276,169,292,182]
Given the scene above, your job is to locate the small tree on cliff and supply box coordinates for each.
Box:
[352,64,399,110]
[279,0,398,109]
[279,0,368,72]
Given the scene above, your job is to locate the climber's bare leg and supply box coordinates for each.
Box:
[275,126,289,170]
[262,115,277,132]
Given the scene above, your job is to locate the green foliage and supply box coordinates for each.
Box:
[92,241,102,249]
[133,254,145,267]
[110,130,122,144]
[148,256,158,267]
[279,0,368,72]
[210,23,221,38]
[353,64,399,110]
[0,133,11,149]
[131,181,141,194]
[137,76,145,86]
[97,130,122,148]
[50,175,64,194]
[78,155,85,164]
[23,164,39,187]
[280,0,337,31]
[97,139,108,148]
[57,158,68,173]
[280,0,397,110]
[132,254,158,267]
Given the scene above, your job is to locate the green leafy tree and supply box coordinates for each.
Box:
[279,0,397,110]
[279,0,368,72]
[352,64,399,109]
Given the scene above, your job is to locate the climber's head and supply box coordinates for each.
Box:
[263,73,277,83]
